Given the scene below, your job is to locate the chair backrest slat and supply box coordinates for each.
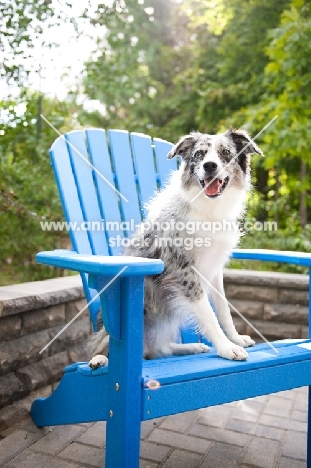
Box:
[50,137,93,255]
[49,135,101,331]
[130,133,159,218]
[108,130,142,233]
[85,129,124,256]
[153,138,177,188]
[65,131,109,256]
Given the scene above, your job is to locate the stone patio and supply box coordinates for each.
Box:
[0,386,308,468]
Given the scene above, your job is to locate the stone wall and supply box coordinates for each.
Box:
[224,269,309,341]
[0,269,309,434]
[0,276,91,434]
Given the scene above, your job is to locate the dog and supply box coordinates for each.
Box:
[89,128,263,368]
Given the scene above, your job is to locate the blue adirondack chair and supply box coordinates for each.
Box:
[31,129,311,468]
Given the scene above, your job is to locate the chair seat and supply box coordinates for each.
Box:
[57,339,311,422]
[69,338,311,384]
[142,338,311,385]
[31,338,311,428]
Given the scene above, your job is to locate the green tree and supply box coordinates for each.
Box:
[83,0,290,138]
[0,0,80,83]
[189,0,290,130]
[83,0,200,141]
[0,92,80,284]
[226,0,311,271]
[227,0,311,228]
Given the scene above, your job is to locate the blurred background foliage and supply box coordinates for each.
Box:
[1,0,311,284]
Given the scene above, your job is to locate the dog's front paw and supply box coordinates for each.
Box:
[217,342,248,361]
[231,334,255,348]
[89,354,108,369]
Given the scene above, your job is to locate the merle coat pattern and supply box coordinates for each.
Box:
[89,129,263,368]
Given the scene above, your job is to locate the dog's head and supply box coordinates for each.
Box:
[167,129,263,198]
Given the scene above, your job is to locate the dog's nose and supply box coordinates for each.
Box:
[203,161,218,173]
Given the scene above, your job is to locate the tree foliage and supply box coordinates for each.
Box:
[0,92,80,283]
[0,0,82,83]
[224,0,311,233]
[83,0,290,136]
[83,0,204,139]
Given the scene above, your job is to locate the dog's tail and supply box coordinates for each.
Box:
[88,327,109,357]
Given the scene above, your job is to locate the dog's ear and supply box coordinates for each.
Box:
[167,132,201,160]
[225,128,263,156]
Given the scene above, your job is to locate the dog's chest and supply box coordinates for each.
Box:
[194,228,238,277]
[188,206,241,282]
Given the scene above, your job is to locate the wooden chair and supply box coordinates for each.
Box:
[31,129,311,468]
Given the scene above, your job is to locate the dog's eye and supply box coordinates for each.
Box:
[191,150,203,161]
[223,149,230,156]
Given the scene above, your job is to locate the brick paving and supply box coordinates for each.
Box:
[0,387,308,467]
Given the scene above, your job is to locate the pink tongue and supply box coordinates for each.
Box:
[204,177,221,196]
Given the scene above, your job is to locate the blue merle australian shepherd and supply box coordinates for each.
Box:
[89,128,263,368]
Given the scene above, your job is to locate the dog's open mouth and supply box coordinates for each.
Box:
[200,176,229,197]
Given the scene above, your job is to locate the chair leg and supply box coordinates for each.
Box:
[102,275,144,468]
[308,386,311,468]
[105,397,141,468]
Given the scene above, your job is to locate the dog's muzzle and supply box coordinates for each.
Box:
[200,176,230,197]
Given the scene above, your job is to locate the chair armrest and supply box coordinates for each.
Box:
[36,250,164,276]
[232,249,311,267]
[37,250,164,342]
